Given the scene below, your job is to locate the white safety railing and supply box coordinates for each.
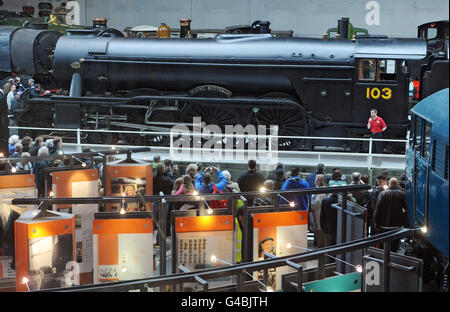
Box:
[9,126,408,170]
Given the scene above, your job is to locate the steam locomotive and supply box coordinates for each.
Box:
[0,21,428,151]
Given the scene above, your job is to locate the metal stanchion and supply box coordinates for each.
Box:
[383,241,391,292]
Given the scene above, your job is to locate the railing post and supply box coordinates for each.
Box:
[383,241,391,292]
[274,194,279,212]
[317,253,326,280]
[368,137,373,169]
[338,191,348,273]
[76,128,82,153]
[237,269,245,292]
[242,198,249,263]
[286,260,303,292]
[159,198,167,276]
[230,195,237,265]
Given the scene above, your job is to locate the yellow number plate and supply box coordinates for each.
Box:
[366,87,392,100]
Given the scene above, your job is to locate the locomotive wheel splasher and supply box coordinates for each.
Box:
[252,93,309,151]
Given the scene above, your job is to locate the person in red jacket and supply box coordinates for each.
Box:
[367,108,387,154]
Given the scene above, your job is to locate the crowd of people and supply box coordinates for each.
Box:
[150,156,408,251]
[1,76,43,115]
[3,140,408,254]
[5,134,64,197]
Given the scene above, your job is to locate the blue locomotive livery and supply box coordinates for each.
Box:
[405,88,449,291]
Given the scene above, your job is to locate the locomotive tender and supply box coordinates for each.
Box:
[0,24,427,150]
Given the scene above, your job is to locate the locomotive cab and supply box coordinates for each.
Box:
[353,56,410,152]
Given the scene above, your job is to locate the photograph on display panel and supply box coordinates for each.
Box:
[94,233,153,283]
[0,186,37,258]
[110,177,147,212]
[176,230,234,291]
[28,234,74,291]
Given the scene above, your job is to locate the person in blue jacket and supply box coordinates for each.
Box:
[280,167,310,210]
[195,166,227,194]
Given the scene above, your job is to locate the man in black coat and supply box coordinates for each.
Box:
[320,192,339,247]
[152,162,174,241]
[266,162,283,180]
[366,174,388,235]
[374,178,409,252]
[153,163,174,196]
[349,172,370,206]
[237,160,265,206]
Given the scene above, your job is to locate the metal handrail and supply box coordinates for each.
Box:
[9,125,408,142]
[12,184,371,206]
[46,228,416,292]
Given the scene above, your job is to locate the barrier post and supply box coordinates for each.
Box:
[76,128,82,152]
[159,198,167,276]
[383,241,391,292]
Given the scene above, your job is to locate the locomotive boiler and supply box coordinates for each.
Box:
[1,24,428,151]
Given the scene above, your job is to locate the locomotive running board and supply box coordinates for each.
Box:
[26,95,407,129]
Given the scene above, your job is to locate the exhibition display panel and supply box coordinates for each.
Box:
[51,169,99,284]
[104,161,153,212]
[93,212,153,283]
[175,215,234,290]
[0,174,37,282]
[14,210,75,291]
[252,210,309,290]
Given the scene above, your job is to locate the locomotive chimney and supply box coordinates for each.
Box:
[337,17,349,39]
[92,17,108,29]
[179,18,192,38]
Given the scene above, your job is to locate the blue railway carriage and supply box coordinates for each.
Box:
[405,88,449,291]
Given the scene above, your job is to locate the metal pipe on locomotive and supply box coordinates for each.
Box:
[1,22,428,151]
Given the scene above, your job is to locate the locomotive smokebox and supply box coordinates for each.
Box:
[338,18,349,39]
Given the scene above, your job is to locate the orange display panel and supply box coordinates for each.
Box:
[253,210,308,228]
[93,217,153,283]
[14,211,75,292]
[51,169,99,285]
[175,215,234,233]
[104,164,153,212]
[174,215,235,290]
[0,174,35,189]
[52,169,98,210]
[252,210,309,291]
[93,219,153,235]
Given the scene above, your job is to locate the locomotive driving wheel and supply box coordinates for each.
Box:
[119,88,173,146]
[251,93,310,151]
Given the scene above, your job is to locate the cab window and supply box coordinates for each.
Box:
[414,116,422,148]
[378,59,396,81]
[422,121,432,159]
[358,59,376,81]
[427,27,438,40]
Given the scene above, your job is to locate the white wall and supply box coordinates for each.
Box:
[1,0,448,37]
